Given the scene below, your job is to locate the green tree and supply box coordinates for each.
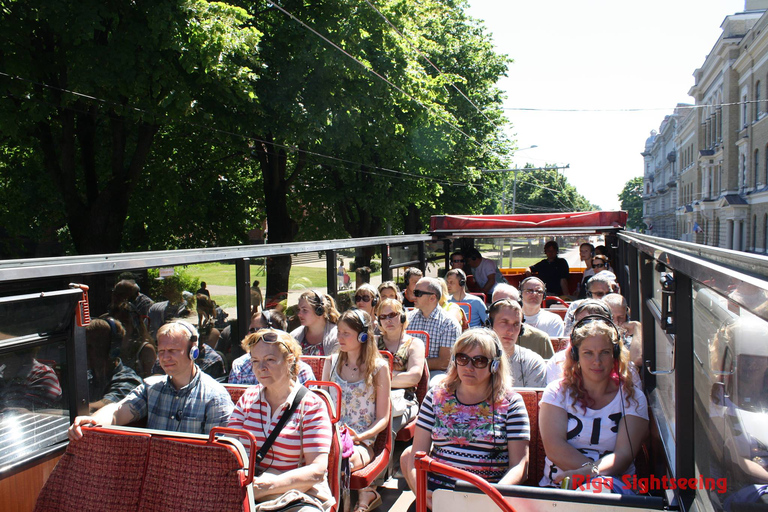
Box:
[504,165,594,214]
[0,0,261,255]
[619,176,644,230]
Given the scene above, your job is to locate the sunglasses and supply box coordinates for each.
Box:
[451,259,464,264]
[251,329,290,349]
[413,289,436,298]
[454,353,491,369]
[378,311,400,322]
[592,263,606,268]
[355,295,373,303]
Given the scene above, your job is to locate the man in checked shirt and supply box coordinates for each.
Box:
[69,320,233,440]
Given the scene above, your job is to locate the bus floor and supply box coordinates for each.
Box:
[354,440,415,512]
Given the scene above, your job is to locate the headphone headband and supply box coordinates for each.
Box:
[173,320,199,360]
[350,308,370,343]
[570,314,621,362]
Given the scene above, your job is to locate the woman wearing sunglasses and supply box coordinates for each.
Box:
[227,329,334,510]
[322,309,390,512]
[539,316,648,492]
[353,284,380,318]
[401,329,530,510]
[376,298,425,433]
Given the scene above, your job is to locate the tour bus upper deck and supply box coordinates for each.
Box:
[1,212,767,512]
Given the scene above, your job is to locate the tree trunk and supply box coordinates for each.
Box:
[403,203,423,234]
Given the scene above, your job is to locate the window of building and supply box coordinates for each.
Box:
[757,82,762,119]
[753,215,757,252]
[756,149,760,187]
[743,94,749,127]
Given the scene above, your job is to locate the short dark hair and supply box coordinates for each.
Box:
[544,241,559,252]
[465,248,481,260]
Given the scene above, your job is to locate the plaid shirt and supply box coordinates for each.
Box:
[119,366,233,434]
[408,306,462,359]
[228,355,316,385]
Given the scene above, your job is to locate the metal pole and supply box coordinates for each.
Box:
[512,169,518,214]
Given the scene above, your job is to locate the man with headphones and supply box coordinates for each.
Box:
[519,277,565,338]
[487,299,547,387]
[69,320,234,441]
[446,269,487,327]
[491,284,555,359]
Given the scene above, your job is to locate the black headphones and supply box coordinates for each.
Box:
[351,308,370,343]
[569,314,621,362]
[261,309,275,329]
[103,317,123,346]
[489,331,502,374]
[454,269,467,288]
[174,320,200,360]
[485,298,526,336]
[309,290,326,317]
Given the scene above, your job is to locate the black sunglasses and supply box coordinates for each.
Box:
[355,295,372,303]
[378,311,400,321]
[451,259,464,263]
[454,353,491,369]
[592,263,606,268]
[413,289,435,298]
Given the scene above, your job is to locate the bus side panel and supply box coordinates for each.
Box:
[0,451,63,512]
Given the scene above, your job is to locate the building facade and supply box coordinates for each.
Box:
[643,1,768,252]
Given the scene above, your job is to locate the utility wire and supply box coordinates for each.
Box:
[361,0,498,127]
[502,99,764,112]
[265,0,495,154]
[0,70,476,188]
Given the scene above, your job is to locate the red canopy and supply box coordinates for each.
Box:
[430,211,627,234]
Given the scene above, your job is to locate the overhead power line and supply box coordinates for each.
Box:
[502,99,765,113]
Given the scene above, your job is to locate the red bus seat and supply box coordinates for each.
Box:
[397,333,430,442]
[550,337,569,353]
[306,380,343,512]
[301,355,329,379]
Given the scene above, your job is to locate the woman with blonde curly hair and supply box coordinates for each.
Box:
[400,329,530,509]
[539,315,648,491]
[228,329,335,510]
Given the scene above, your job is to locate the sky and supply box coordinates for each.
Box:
[465,0,747,210]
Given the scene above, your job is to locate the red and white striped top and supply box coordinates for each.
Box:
[227,383,332,472]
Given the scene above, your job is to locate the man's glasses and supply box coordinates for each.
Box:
[454,353,491,369]
[378,311,400,322]
[451,259,464,264]
[414,289,436,298]
[355,295,373,303]
[523,289,544,295]
[592,263,606,268]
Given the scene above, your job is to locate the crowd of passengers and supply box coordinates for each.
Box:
[64,242,649,512]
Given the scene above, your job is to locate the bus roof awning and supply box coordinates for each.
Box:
[430,211,627,237]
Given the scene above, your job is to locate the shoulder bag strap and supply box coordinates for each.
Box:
[253,385,309,473]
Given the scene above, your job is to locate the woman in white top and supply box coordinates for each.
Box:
[540,315,648,492]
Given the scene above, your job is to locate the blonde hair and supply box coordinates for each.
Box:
[376,298,409,330]
[242,329,302,379]
[441,328,511,402]
[563,318,635,411]
[337,309,380,385]
[298,290,341,324]
[378,281,401,301]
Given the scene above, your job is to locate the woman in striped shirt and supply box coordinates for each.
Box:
[228,329,334,511]
[401,328,531,509]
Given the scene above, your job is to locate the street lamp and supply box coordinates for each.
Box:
[482,145,538,214]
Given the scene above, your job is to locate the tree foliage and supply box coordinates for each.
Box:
[619,176,644,230]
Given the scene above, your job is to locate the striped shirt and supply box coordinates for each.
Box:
[228,355,316,385]
[407,307,461,359]
[227,383,332,472]
[416,386,530,486]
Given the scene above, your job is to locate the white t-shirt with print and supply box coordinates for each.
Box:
[524,310,565,338]
[538,379,648,487]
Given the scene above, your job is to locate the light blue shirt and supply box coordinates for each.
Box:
[449,293,488,327]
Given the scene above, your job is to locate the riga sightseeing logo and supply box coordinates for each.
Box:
[564,474,728,494]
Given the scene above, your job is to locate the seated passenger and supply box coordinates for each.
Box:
[576,242,595,299]
[108,302,157,378]
[525,240,570,297]
[228,329,335,510]
[150,320,226,380]
[401,329,530,509]
[111,278,154,318]
[449,250,466,271]
[539,315,648,491]
[68,321,234,440]
[354,283,380,318]
[492,284,554,359]
[488,299,547,387]
[229,310,315,385]
[0,348,62,410]
[594,245,614,272]
[376,298,425,433]
[402,267,423,308]
[291,291,340,356]
[446,269,488,328]
[438,278,468,331]
[603,293,643,368]
[563,272,616,335]
[85,318,142,413]
[520,277,565,338]
[378,281,402,302]
[407,277,462,382]
[547,299,614,384]
[465,248,505,296]
[322,310,390,512]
